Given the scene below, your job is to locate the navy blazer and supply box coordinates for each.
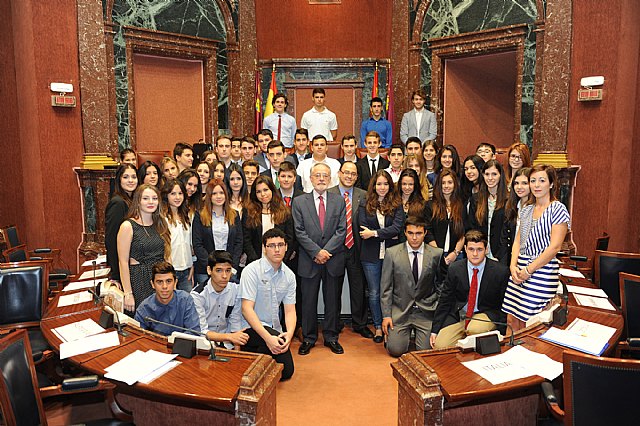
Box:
[241,210,296,264]
[432,258,510,334]
[357,203,405,263]
[192,211,243,275]
[292,191,346,278]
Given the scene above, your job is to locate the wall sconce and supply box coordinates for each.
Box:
[50,82,76,107]
[578,76,604,102]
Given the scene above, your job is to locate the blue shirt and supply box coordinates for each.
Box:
[239,257,296,332]
[462,259,486,314]
[135,290,200,336]
[360,116,393,148]
[191,281,242,349]
[338,185,353,203]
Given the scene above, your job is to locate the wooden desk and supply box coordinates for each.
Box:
[41,288,281,425]
[391,277,624,426]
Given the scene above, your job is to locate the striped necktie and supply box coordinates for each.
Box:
[344,192,354,249]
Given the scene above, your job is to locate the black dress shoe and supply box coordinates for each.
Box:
[298,341,314,355]
[373,334,384,344]
[324,341,344,354]
[355,327,374,339]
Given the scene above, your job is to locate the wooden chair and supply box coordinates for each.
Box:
[615,272,640,358]
[136,150,171,168]
[542,351,640,425]
[2,246,68,293]
[0,225,70,276]
[559,232,610,280]
[0,329,132,426]
[594,250,640,306]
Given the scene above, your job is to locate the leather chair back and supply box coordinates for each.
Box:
[620,273,640,339]
[0,226,20,248]
[563,351,640,425]
[192,142,213,165]
[594,250,640,306]
[0,330,45,426]
[325,142,341,160]
[3,245,28,263]
[595,233,610,251]
[136,151,171,169]
[0,262,48,329]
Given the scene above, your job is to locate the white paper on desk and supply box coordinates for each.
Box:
[559,268,586,279]
[566,285,608,298]
[57,291,93,307]
[52,318,105,343]
[59,330,120,360]
[138,360,181,384]
[77,268,111,280]
[504,346,563,381]
[574,294,616,311]
[540,318,616,356]
[63,278,107,292]
[461,350,533,385]
[82,255,107,267]
[104,350,178,386]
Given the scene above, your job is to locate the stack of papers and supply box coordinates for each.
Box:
[52,318,105,342]
[81,255,107,267]
[77,268,111,281]
[63,278,107,292]
[462,346,563,385]
[104,350,179,385]
[566,285,608,298]
[540,318,617,356]
[60,331,120,359]
[58,291,93,307]
[574,294,616,311]
[559,268,586,279]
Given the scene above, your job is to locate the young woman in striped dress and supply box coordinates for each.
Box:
[501,164,570,331]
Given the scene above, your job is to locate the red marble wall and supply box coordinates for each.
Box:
[3,0,84,271]
[567,0,640,253]
[0,0,26,239]
[255,0,392,59]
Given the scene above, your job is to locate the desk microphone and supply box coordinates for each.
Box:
[102,298,129,337]
[463,316,521,347]
[143,317,228,362]
[553,279,569,327]
[92,260,100,304]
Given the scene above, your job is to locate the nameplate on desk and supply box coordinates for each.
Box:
[63,278,107,292]
[457,330,503,351]
[168,331,211,351]
[57,291,93,307]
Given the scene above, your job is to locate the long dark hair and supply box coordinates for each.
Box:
[475,159,508,225]
[398,168,425,218]
[137,161,161,187]
[505,167,532,222]
[244,175,290,228]
[435,144,461,176]
[365,170,401,216]
[224,163,248,203]
[161,178,191,230]
[461,154,486,201]
[113,163,137,206]
[127,184,170,260]
[431,169,464,238]
[177,169,202,216]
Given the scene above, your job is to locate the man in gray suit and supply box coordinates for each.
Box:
[399,89,437,143]
[292,163,347,355]
[327,161,374,339]
[381,216,444,357]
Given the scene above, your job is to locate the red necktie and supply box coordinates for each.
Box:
[277,115,282,141]
[284,196,291,207]
[344,192,354,249]
[465,268,479,328]
[318,195,325,231]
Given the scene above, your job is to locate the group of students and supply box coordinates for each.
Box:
[102,103,569,380]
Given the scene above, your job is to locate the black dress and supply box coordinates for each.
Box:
[126,219,165,311]
[105,195,128,281]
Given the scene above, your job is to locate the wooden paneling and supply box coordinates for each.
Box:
[255,0,392,59]
[294,87,355,141]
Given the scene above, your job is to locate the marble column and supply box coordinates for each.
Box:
[230,0,257,135]
[391,0,411,133]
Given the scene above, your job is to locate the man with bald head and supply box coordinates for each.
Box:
[292,162,347,355]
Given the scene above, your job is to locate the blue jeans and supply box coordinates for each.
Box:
[176,269,192,292]
[361,260,383,329]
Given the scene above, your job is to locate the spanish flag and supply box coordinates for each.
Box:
[254,68,263,134]
[264,64,277,117]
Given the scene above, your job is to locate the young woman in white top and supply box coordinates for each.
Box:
[162,178,194,292]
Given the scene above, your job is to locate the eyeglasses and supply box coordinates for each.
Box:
[265,243,286,249]
[509,154,522,160]
[312,173,330,179]
[340,171,357,177]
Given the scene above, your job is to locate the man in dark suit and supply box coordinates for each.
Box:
[327,160,373,339]
[254,129,273,172]
[430,230,510,349]
[381,217,444,357]
[337,135,359,164]
[356,131,389,190]
[261,141,302,191]
[292,163,347,355]
[285,128,311,168]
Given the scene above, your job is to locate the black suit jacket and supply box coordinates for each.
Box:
[241,209,296,264]
[357,204,405,263]
[356,155,390,190]
[285,152,311,169]
[423,199,467,251]
[432,258,510,334]
[192,211,243,275]
[467,193,506,258]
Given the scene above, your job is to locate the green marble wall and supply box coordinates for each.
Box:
[107,0,236,150]
[414,0,542,146]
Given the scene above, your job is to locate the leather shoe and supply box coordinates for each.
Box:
[324,340,344,354]
[355,327,374,339]
[373,334,384,344]
[298,341,314,355]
